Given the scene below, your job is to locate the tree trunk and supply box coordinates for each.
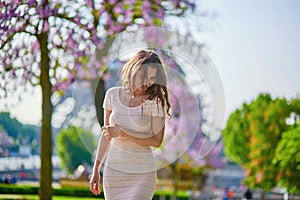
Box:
[93,37,115,126]
[38,31,53,199]
[171,160,178,200]
[261,190,267,200]
[93,78,105,127]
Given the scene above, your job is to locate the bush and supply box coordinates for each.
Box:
[0,184,189,199]
[153,190,190,200]
[0,184,38,194]
[0,184,102,197]
[53,187,104,198]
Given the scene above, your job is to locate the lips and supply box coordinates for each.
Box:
[141,85,147,90]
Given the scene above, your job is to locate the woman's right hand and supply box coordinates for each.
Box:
[102,125,123,140]
[89,171,101,195]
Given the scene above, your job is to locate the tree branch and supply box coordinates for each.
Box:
[0,19,35,50]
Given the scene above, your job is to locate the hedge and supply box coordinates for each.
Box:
[0,184,189,199]
[0,184,101,198]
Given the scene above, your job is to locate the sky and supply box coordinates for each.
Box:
[197,0,300,119]
[0,0,300,125]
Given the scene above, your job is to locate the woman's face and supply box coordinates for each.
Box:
[133,66,157,93]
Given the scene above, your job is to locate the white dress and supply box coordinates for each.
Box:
[102,86,166,200]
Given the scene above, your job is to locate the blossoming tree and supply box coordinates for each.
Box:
[0,0,196,198]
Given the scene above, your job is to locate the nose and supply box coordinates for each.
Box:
[144,79,154,87]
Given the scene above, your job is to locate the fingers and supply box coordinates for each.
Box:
[89,174,101,196]
[102,125,119,140]
[104,132,112,140]
[90,180,101,195]
[102,127,111,140]
[102,125,117,131]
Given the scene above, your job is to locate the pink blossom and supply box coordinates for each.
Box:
[90,68,97,80]
[37,6,44,18]
[97,70,104,77]
[113,3,123,14]
[142,0,151,10]
[103,73,109,82]
[11,69,17,78]
[74,62,81,71]
[124,8,132,17]
[101,56,110,66]
[95,41,103,50]
[53,7,59,16]
[87,0,94,8]
[91,28,98,43]
[142,13,152,24]
[0,0,199,122]
[42,20,49,32]
[157,8,164,19]
[172,0,180,7]
[126,0,136,4]
[66,36,76,49]
[43,5,52,17]
[106,14,113,25]
[98,7,106,16]
[108,0,116,4]
[144,27,166,47]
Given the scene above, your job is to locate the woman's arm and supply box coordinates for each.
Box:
[102,116,165,148]
[90,108,111,195]
[93,109,111,170]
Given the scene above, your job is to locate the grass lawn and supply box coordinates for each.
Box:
[0,194,103,200]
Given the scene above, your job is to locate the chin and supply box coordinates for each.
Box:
[139,86,147,91]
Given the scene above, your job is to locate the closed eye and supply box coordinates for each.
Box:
[149,76,156,81]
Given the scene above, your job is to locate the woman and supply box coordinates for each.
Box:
[90,50,171,199]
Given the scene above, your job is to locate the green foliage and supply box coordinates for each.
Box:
[273,125,300,193]
[0,183,38,194]
[222,93,300,192]
[56,126,96,174]
[0,112,23,139]
[0,112,39,154]
[0,183,102,197]
[222,103,251,165]
[0,112,39,140]
[0,184,189,199]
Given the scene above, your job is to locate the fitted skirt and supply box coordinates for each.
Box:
[103,139,157,200]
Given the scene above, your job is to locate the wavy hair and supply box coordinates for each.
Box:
[121,50,171,118]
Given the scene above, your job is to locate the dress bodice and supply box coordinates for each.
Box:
[103,86,166,138]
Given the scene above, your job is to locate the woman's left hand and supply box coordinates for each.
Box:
[102,125,122,140]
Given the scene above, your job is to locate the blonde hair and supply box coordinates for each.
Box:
[121,50,171,118]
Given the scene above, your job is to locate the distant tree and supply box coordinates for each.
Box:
[273,124,300,194]
[222,93,300,198]
[0,112,22,139]
[0,128,14,151]
[56,126,96,174]
[0,112,39,154]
